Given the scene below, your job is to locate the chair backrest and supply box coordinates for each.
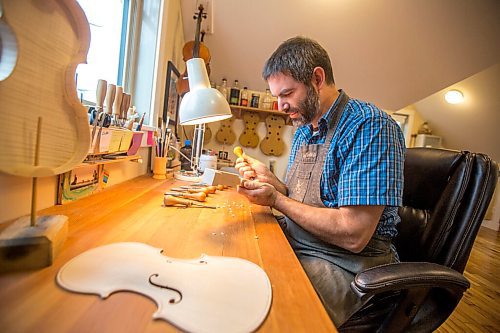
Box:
[396,148,498,272]
[340,148,497,333]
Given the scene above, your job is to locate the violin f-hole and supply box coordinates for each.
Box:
[148,274,183,304]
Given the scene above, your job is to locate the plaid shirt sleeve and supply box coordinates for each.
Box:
[337,113,405,207]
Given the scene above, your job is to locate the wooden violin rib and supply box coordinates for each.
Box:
[0,0,91,177]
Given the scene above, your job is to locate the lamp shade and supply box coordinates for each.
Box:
[179,58,232,125]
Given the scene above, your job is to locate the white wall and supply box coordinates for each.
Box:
[202,117,295,181]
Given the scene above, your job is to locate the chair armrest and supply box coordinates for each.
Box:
[351,262,470,300]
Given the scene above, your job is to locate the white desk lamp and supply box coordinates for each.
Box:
[177,58,232,179]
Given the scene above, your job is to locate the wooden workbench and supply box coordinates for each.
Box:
[0,175,336,332]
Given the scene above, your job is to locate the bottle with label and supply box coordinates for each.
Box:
[180,140,192,171]
[250,93,260,108]
[239,86,249,107]
[218,78,229,101]
[262,88,272,110]
[229,80,240,105]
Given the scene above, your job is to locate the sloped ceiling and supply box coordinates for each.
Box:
[413,64,500,162]
[180,0,500,161]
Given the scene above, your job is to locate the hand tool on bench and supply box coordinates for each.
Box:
[180,185,216,194]
[163,195,216,209]
[164,191,207,202]
[170,187,210,195]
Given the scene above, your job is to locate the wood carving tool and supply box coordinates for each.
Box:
[120,93,130,127]
[193,183,227,190]
[91,79,107,147]
[180,185,215,194]
[233,146,243,159]
[163,195,216,209]
[113,86,123,126]
[234,146,255,181]
[164,191,207,202]
[105,83,116,122]
[94,83,115,153]
[170,187,210,195]
[181,184,217,194]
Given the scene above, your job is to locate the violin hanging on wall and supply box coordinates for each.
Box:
[176,4,211,97]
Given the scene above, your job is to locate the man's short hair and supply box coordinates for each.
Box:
[262,36,335,85]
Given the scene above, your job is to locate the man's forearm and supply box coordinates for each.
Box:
[271,178,288,196]
[272,192,382,253]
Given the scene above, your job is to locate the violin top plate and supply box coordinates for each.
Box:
[57,242,272,333]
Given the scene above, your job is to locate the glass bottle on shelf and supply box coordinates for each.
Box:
[240,86,249,107]
[251,93,260,108]
[218,78,229,101]
[262,88,272,110]
[229,80,240,105]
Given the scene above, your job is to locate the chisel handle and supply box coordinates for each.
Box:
[165,191,207,202]
[113,86,123,117]
[233,146,243,158]
[96,79,107,112]
[186,188,210,195]
[105,84,116,115]
[163,195,191,207]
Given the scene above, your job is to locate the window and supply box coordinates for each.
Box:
[75,0,162,127]
[76,0,128,104]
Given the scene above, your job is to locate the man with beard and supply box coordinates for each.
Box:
[235,36,405,327]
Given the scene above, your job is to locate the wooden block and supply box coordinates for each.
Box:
[201,168,241,187]
[0,215,68,272]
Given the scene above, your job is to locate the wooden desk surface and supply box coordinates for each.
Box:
[0,176,336,333]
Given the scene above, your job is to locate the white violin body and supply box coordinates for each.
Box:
[57,242,272,333]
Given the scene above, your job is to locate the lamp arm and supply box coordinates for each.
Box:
[168,145,191,162]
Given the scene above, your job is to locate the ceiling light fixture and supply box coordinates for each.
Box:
[444,89,464,104]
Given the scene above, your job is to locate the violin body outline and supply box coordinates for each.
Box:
[215,117,236,145]
[0,0,91,177]
[260,114,286,156]
[57,242,272,333]
[239,112,260,148]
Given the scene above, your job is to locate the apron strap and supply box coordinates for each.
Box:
[324,90,349,144]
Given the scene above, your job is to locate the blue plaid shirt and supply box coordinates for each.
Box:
[287,91,406,237]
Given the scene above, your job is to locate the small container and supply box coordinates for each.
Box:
[152,156,167,179]
[262,89,272,110]
[199,154,217,172]
[240,87,249,107]
[229,80,240,105]
[251,93,260,108]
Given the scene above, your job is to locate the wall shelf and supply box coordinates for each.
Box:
[229,105,291,125]
[81,154,142,167]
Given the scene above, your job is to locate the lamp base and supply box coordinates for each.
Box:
[0,215,68,272]
[174,170,202,183]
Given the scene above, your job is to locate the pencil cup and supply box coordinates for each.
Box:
[152,157,167,180]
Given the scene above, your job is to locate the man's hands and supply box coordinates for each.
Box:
[234,152,288,196]
[235,153,270,182]
[234,151,287,206]
[237,179,278,207]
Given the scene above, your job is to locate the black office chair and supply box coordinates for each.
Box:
[339,148,498,333]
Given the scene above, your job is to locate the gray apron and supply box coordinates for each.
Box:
[282,91,398,326]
